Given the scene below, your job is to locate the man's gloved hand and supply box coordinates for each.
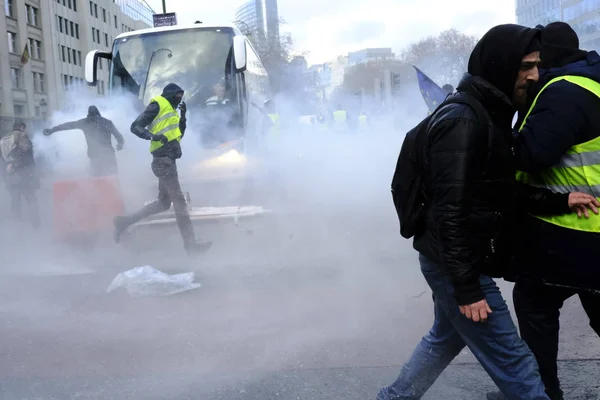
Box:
[43,128,54,136]
[151,134,169,145]
[116,143,124,151]
[178,101,187,117]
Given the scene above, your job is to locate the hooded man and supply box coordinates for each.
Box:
[377,24,599,400]
[1,121,40,227]
[43,105,124,177]
[113,83,211,255]
[498,22,600,400]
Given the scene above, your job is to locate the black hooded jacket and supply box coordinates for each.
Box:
[131,83,187,159]
[413,24,571,305]
[49,106,124,159]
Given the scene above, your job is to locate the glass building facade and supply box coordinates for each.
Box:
[235,0,279,51]
[114,0,155,27]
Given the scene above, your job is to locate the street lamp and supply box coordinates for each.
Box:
[141,48,172,104]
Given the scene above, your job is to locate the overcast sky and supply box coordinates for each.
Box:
[143,0,515,64]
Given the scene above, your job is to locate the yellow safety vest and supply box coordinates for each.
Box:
[148,95,182,153]
[516,75,600,232]
[267,113,280,135]
[333,110,347,122]
[358,115,368,127]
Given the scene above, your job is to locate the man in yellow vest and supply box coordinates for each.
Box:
[332,103,349,132]
[113,83,211,255]
[262,100,280,137]
[489,22,600,400]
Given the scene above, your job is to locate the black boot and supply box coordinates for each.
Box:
[184,240,212,255]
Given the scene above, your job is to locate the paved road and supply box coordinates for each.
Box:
[0,132,598,399]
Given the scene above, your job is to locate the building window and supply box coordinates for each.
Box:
[63,74,69,90]
[28,39,42,60]
[65,19,69,35]
[114,15,117,28]
[72,49,77,64]
[94,3,97,18]
[25,5,39,27]
[77,51,82,65]
[11,68,21,89]
[102,8,106,22]
[32,72,45,93]
[104,33,108,47]
[73,0,77,11]
[67,47,71,63]
[70,21,75,36]
[5,0,13,17]
[91,27,95,43]
[14,104,25,116]
[75,23,80,38]
[89,1,93,16]
[61,45,66,62]
[7,32,17,53]
[58,16,63,33]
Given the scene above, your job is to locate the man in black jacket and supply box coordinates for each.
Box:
[113,83,211,255]
[497,22,600,400]
[377,24,599,400]
[43,105,124,176]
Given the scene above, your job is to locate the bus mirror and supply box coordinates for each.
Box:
[85,50,112,86]
[233,36,247,72]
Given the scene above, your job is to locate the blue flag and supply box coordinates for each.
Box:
[413,66,447,114]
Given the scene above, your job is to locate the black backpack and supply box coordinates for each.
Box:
[391,94,488,239]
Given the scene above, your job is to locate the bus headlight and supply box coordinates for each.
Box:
[203,149,247,167]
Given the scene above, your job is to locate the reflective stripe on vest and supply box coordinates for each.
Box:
[516,75,600,232]
[148,95,182,153]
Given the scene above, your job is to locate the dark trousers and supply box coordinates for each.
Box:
[9,186,40,228]
[513,280,600,400]
[122,157,195,247]
[90,152,118,177]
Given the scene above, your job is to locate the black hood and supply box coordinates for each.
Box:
[161,83,184,108]
[468,24,541,99]
[88,105,101,117]
[539,21,588,69]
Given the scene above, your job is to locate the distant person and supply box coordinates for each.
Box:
[204,81,231,107]
[358,110,370,131]
[202,80,236,146]
[262,100,280,137]
[43,105,124,177]
[1,121,40,228]
[442,84,454,94]
[332,103,349,132]
[113,83,211,255]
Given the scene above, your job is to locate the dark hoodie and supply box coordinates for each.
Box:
[49,105,124,159]
[412,24,570,305]
[131,83,186,159]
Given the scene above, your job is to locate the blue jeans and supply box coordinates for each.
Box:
[377,254,549,400]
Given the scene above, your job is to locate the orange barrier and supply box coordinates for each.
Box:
[53,175,125,240]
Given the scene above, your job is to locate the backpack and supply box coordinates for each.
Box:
[391,94,489,239]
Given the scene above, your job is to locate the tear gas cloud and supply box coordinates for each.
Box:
[0,74,446,399]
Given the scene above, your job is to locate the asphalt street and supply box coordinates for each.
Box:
[1,132,598,400]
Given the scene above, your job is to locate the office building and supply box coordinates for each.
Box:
[347,48,395,66]
[0,0,153,120]
[516,0,600,51]
[235,0,280,52]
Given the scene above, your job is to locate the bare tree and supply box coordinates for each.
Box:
[400,29,478,86]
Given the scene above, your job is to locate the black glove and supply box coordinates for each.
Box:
[151,134,169,145]
[178,101,187,116]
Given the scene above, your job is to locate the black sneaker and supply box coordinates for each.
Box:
[185,240,212,255]
[486,392,505,400]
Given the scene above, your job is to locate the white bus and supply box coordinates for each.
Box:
[84,23,275,222]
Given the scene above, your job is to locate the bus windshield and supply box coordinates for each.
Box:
[110,27,235,108]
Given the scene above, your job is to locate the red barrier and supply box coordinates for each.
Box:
[53,175,125,240]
